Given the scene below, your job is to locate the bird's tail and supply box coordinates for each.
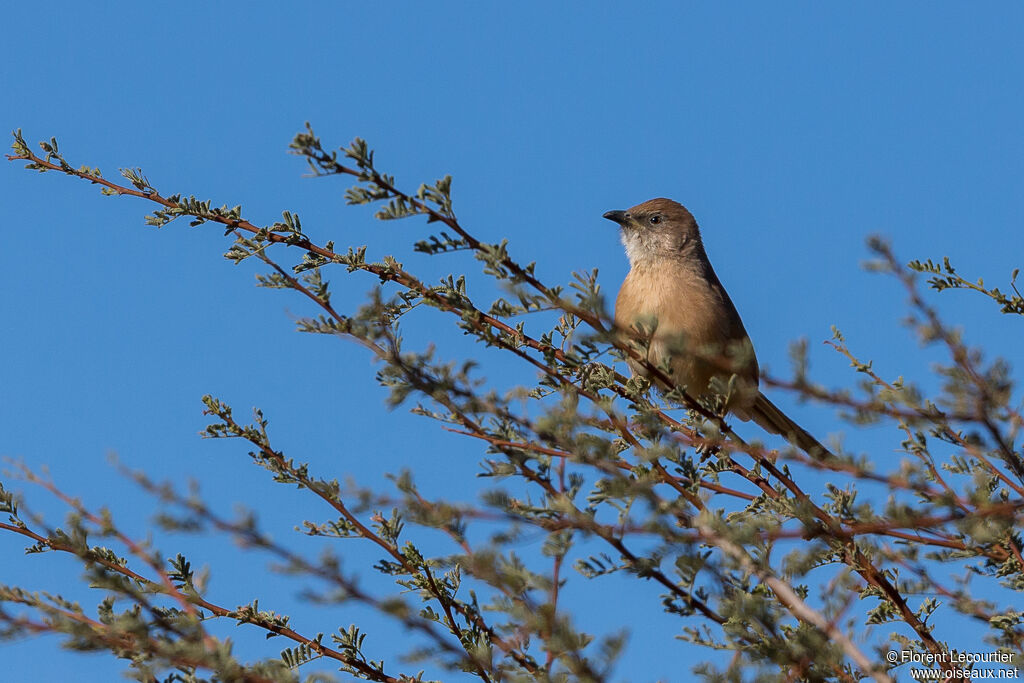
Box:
[744,393,833,460]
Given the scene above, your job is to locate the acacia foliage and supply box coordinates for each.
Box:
[3,127,1024,682]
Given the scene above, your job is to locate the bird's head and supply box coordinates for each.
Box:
[603,198,702,267]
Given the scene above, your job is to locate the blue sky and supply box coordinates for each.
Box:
[3,2,1024,681]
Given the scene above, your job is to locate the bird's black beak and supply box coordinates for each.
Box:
[603,210,629,225]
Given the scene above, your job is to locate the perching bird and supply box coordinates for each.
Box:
[604,198,829,458]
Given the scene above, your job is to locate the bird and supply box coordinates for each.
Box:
[604,197,829,458]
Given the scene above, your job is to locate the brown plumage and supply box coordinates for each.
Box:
[605,198,829,458]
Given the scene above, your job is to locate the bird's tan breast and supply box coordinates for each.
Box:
[614,261,755,392]
[615,263,731,346]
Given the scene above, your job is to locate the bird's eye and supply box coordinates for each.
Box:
[649,215,661,225]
